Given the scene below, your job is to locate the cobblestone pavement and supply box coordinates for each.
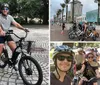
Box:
[0,26,49,85]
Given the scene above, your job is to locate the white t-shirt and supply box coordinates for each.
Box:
[0,14,16,32]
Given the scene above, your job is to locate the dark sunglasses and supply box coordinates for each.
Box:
[2,8,9,10]
[88,56,93,59]
[57,56,73,62]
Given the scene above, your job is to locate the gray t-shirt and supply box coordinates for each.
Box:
[50,73,71,85]
[0,14,16,32]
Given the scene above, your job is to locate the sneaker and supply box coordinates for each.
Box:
[61,31,64,34]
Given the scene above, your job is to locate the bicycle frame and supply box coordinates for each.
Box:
[3,30,30,64]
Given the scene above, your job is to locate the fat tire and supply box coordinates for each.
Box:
[18,56,43,85]
[69,34,75,39]
[0,50,8,68]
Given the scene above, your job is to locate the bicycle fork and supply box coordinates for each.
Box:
[22,59,32,75]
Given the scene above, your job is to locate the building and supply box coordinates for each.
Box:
[76,15,86,23]
[70,0,83,20]
[86,9,98,23]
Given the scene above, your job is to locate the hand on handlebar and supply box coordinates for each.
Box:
[0,30,6,36]
[76,71,81,75]
[24,28,29,32]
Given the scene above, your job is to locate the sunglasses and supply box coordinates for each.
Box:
[88,56,93,59]
[2,8,9,10]
[57,56,73,62]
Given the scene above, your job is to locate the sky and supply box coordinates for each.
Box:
[50,0,98,19]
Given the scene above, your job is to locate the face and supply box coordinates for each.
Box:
[78,50,83,54]
[97,56,100,65]
[56,54,72,72]
[1,7,9,16]
[87,54,94,62]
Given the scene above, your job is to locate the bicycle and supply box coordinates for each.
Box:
[72,73,97,85]
[0,30,43,85]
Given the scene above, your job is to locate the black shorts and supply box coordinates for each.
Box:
[0,35,13,43]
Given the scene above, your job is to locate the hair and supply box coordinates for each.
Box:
[86,53,94,58]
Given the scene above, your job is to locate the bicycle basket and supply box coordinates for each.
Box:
[16,41,35,53]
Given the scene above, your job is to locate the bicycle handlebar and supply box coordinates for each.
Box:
[6,30,28,40]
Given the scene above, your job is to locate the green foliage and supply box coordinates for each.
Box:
[0,0,48,24]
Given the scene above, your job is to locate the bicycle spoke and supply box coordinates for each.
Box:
[19,58,41,84]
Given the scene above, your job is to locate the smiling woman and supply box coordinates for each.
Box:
[50,45,74,85]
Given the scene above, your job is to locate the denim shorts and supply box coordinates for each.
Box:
[0,35,13,43]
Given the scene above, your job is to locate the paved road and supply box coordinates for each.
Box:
[0,25,49,85]
[50,24,100,41]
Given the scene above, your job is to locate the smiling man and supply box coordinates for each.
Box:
[0,3,29,64]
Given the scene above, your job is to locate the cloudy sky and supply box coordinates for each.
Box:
[50,0,98,19]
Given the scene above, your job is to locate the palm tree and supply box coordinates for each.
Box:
[60,3,65,23]
[56,9,62,22]
[64,0,70,22]
[72,0,75,22]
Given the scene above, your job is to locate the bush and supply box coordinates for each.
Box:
[14,17,26,24]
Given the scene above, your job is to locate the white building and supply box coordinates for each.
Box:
[70,0,83,20]
[76,15,86,23]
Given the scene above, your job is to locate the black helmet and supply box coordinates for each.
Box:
[1,3,9,10]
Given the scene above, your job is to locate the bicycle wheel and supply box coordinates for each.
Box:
[18,56,43,85]
[0,49,8,68]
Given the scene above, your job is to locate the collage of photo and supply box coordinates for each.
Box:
[0,0,100,85]
[50,0,100,85]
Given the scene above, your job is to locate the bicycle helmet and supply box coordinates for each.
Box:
[1,3,9,10]
[85,51,94,58]
[53,45,74,61]
[77,48,83,52]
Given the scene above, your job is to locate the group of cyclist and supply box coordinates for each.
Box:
[50,45,100,85]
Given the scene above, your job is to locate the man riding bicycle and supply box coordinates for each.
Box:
[0,3,29,63]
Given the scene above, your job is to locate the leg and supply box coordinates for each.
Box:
[0,44,4,56]
[93,82,98,85]
[7,41,18,63]
[7,41,16,52]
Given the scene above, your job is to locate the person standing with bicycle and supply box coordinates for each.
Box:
[50,45,74,85]
[0,3,29,63]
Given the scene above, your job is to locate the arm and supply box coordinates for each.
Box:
[84,25,87,32]
[0,26,5,36]
[77,64,85,74]
[12,21,25,31]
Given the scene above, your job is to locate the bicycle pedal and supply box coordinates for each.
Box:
[13,65,18,71]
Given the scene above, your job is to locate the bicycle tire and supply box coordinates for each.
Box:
[96,33,99,38]
[18,56,43,85]
[0,49,8,68]
[92,36,96,41]
[69,34,75,39]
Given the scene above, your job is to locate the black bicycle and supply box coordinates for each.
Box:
[0,30,43,85]
[72,73,97,85]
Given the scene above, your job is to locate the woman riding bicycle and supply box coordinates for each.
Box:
[76,52,98,85]
[50,45,74,85]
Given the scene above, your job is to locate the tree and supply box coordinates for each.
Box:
[64,0,70,22]
[41,0,49,24]
[56,9,62,22]
[0,0,49,24]
[60,3,65,23]
[72,0,75,22]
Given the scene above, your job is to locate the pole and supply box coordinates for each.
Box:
[98,3,100,25]
[72,0,74,22]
